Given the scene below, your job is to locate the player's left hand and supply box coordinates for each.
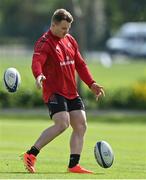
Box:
[90,82,105,101]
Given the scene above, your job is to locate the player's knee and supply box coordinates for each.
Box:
[80,122,87,133]
[62,120,70,131]
[75,122,87,135]
[56,118,70,133]
[53,112,70,133]
[57,122,69,133]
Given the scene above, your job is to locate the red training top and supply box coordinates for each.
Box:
[32,29,95,103]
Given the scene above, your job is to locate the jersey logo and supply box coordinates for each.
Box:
[56,45,61,53]
[67,42,72,48]
[60,60,74,66]
[66,56,70,61]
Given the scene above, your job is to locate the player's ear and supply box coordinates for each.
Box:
[51,22,56,28]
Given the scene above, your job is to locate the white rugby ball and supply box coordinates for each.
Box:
[94,141,114,168]
[3,67,21,93]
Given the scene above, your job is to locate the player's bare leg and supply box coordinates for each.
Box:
[34,111,70,149]
[68,110,93,174]
[69,110,87,154]
[22,111,70,173]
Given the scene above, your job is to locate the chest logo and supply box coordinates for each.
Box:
[56,45,61,53]
[60,60,74,66]
[67,42,72,48]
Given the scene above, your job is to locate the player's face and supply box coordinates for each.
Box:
[52,20,71,38]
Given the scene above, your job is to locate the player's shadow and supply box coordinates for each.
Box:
[0,171,68,174]
[0,171,104,175]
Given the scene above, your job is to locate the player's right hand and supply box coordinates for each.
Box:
[36,74,46,89]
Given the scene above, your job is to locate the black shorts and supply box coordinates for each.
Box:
[46,94,85,119]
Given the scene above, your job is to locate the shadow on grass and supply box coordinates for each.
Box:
[0,171,67,174]
[0,171,105,175]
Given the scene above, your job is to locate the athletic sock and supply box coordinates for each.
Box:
[27,146,40,156]
[68,154,80,168]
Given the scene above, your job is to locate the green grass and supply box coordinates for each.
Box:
[0,55,146,91]
[0,115,146,179]
[88,60,146,90]
[0,55,35,91]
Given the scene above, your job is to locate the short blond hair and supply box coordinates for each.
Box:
[51,9,73,23]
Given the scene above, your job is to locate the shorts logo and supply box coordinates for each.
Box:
[49,94,58,104]
[49,101,58,104]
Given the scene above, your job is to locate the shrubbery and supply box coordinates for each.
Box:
[85,79,146,110]
[0,88,43,108]
[0,80,146,109]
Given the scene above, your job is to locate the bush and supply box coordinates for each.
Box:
[85,81,146,110]
[0,79,146,109]
[0,88,44,108]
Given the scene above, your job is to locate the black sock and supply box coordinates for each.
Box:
[27,146,40,156]
[68,154,80,168]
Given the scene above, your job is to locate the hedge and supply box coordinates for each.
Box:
[0,80,146,109]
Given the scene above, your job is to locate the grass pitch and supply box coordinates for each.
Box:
[0,55,146,90]
[0,115,146,179]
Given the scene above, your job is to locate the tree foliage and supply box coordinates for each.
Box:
[0,0,146,49]
[0,0,67,44]
[106,0,146,35]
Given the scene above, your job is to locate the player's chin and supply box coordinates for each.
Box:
[59,35,65,38]
[62,33,67,38]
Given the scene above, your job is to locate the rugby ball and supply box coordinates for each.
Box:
[94,141,114,168]
[3,67,21,93]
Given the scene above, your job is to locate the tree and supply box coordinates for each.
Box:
[0,0,67,44]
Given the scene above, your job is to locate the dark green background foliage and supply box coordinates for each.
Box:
[1,0,146,49]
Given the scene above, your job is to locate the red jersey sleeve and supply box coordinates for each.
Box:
[32,37,49,78]
[70,36,95,87]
